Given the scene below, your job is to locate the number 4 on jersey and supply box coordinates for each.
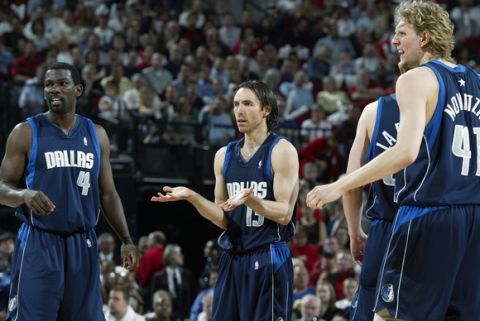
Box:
[452,125,480,176]
[77,170,91,196]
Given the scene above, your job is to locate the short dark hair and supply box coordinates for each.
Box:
[235,80,279,131]
[47,62,82,85]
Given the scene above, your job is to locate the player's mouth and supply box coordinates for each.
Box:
[49,97,64,106]
[398,49,405,59]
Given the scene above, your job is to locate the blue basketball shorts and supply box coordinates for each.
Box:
[7,223,105,321]
[212,241,293,321]
[350,219,393,321]
[373,205,480,321]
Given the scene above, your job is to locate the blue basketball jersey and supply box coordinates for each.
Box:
[15,114,101,234]
[394,60,480,205]
[364,95,400,221]
[219,133,296,252]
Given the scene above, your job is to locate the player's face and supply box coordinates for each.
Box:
[44,69,82,115]
[392,19,424,69]
[233,88,269,134]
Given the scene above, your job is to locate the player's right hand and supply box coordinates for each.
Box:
[150,186,192,202]
[23,190,56,215]
[350,231,368,265]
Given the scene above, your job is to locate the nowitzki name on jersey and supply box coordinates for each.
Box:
[45,150,94,169]
[444,93,480,121]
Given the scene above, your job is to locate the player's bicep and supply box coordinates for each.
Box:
[95,125,116,195]
[0,123,30,186]
[347,102,377,173]
[395,71,430,157]
[213,147,228,205]
[272,141,299,206]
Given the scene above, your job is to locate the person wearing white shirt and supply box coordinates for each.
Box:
[106,287,145,321]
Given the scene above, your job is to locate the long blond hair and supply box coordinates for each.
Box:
[395,0,455,63]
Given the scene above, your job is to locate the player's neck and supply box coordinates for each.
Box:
[244,130,269,150]
[420,53,456,67]
[46,111,77,134]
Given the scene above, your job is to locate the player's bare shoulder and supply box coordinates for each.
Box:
[361,100,379,140]
[271,138,299,170]
[213,145,228,175]
[7,121,33,154]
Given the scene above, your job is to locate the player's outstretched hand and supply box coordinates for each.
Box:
[220,187,253,211]
[23,189,56,215]
[121,243,139,271]
[350,231,368,265]
[150,186,193,202]
[306,182,342,209]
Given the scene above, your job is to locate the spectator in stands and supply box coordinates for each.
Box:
[346,68,384,109]
[198,96,235,147]
[316,75,352,115]
[313,20,354,65]
[219,13,241,51]
[0,245,11,314]
[18,63,46,119]
[142,53,173,96]
[145,290,173,321]
[166,97,197,144]
[23,16,50,52]
[297,294,324,321]
[151,244,195,321]
[196,291,213,321]
[179,0,205,30]
[10,40,41,84]
[135,231,166,289]
[101,62,132,97]
[284,70,314,122]
[306,46,331,85]
[293,264,316,303]
[335,278,357,311]
[301,106,333,144]
[316,280,340,321]
[99,232,119,266]
[105,286,145,321]
[291,226,320,273]
[190,269,217,321]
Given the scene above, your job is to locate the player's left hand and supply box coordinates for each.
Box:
[121,243,139,271]
[306,182,342,209]
[220,187,254,211]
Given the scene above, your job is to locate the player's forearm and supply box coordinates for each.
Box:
[342,189,363,237]
[101,192,133,244]
[187,192,228,230]
[244,196,293,225]
[0,182,26,207]
[337,144,413,194]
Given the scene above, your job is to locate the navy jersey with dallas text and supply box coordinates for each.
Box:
[16,114,101,233]
[394,60,480,205]
[219,133,296,252]
[364,94,400,221]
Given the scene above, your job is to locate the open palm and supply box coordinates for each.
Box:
[150,186,192,202]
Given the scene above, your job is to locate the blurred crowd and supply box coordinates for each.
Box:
[0,0,479,320]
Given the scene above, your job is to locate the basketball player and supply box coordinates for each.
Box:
[0,62,138,321]
[344,94,399,321]
[307,1,480,320]
[151,80,299,321]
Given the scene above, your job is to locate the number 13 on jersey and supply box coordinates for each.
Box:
[246,207,264,227]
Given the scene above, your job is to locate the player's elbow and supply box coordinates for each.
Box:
[277,211,293,226]
[396,145,418,168]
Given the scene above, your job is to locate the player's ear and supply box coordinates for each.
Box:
[419,31,430,48]
[75,84,84,97]
[263,105,271,118]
